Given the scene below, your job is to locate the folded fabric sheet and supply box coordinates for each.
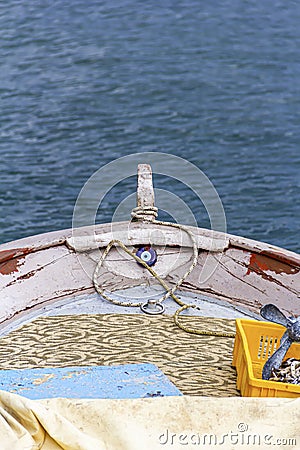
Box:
[0,390,299,450]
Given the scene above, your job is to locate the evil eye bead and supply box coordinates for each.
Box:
[136,246,157,267]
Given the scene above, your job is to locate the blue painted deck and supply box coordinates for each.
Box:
[0,363,182,400]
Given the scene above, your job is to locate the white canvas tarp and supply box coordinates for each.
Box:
[0,390,299,450]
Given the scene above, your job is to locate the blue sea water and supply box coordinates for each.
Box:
[0,0,299,252]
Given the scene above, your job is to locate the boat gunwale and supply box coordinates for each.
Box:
[0,221,299,268]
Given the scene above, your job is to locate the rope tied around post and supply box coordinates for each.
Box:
[131,206,158,222]
[89,164,235,338]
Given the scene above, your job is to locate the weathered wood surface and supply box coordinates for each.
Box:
[67,225,229,252]
[137,164,155,208]
[0,363,181,399]
[0,222,299,325]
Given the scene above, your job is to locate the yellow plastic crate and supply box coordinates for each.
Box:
[232,319,300,397]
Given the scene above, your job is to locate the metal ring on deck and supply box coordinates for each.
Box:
[140,299,165,315]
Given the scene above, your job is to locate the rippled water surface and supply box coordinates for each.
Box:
[0,0,299,252]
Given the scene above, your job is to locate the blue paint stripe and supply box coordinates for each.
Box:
[0,363,182,399]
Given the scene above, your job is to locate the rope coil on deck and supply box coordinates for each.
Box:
[91,205,235,339]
